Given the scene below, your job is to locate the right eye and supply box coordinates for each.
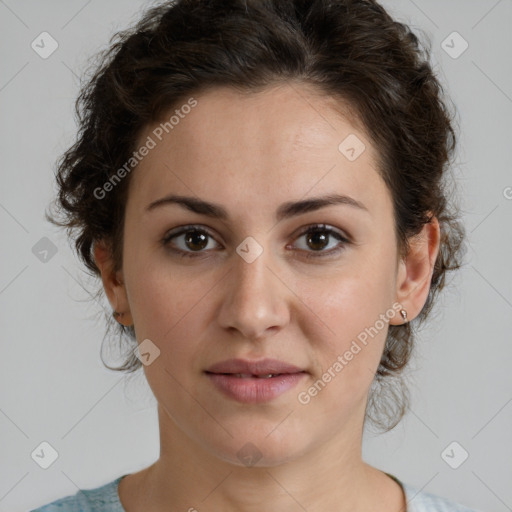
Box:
[161,225,220,258]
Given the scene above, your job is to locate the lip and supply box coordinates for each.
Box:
[206,358,305,375]
[205,358,307,404]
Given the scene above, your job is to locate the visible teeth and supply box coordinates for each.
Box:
[233,373,277,378]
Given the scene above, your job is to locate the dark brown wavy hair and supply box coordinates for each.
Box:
[46,0,466,432]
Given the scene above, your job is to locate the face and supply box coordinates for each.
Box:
[97,83,433,468]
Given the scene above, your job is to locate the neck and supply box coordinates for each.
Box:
[126,403,400,512]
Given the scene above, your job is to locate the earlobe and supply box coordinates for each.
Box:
[391,216,441,325]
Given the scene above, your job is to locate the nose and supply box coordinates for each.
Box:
[216,247,291,341]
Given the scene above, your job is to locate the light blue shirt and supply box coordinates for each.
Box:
[31,473,482,511]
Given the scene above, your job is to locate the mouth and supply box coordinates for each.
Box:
[204,358,307,404]
[205,357,305,376]
[214,373,286,379]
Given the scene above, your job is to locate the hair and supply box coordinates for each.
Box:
[46,0,466,432]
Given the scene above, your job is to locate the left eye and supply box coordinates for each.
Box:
[162,224,350,259]
[291,224,350,258]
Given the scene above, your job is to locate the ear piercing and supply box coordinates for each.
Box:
[113,310,133,328]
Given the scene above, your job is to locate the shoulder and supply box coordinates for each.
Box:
[401,482,483,512]
[30,475,127,512]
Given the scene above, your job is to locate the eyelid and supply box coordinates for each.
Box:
[162,224,221,249]
[291,223,351,243]
[162,223,351,258]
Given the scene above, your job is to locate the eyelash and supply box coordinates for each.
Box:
[161,224,351,260]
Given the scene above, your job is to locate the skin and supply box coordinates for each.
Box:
[94,82,440,512]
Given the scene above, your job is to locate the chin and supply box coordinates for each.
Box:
[203,424,309,469]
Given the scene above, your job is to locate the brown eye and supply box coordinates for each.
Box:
[162,226,219,258]
[162,223,350,260]
[292,224,350,259]
[183,229,209,251]
[305,230,329,251]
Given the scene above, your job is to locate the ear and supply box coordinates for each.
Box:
[390,216,441,325]
[93,239,133,326]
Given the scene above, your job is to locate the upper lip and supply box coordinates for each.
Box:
[205,358,305,375]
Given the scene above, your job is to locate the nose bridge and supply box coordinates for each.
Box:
[216,244,289,339]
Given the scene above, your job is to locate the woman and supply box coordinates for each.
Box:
[33,0,478,510]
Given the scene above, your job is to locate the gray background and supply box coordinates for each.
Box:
[0,0,511,510]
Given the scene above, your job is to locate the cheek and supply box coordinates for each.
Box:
[125,252,206,339]
[298,256,396,391]
[303,256,394,340]
[296,287,390,419]
[127,266,208,405]
[128,262,224,367]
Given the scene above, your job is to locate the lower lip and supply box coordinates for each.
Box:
[206,372,306,404]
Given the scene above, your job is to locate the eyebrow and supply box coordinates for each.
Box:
[145,193,369,221]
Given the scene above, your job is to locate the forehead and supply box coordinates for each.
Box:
[127,83,391,221]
